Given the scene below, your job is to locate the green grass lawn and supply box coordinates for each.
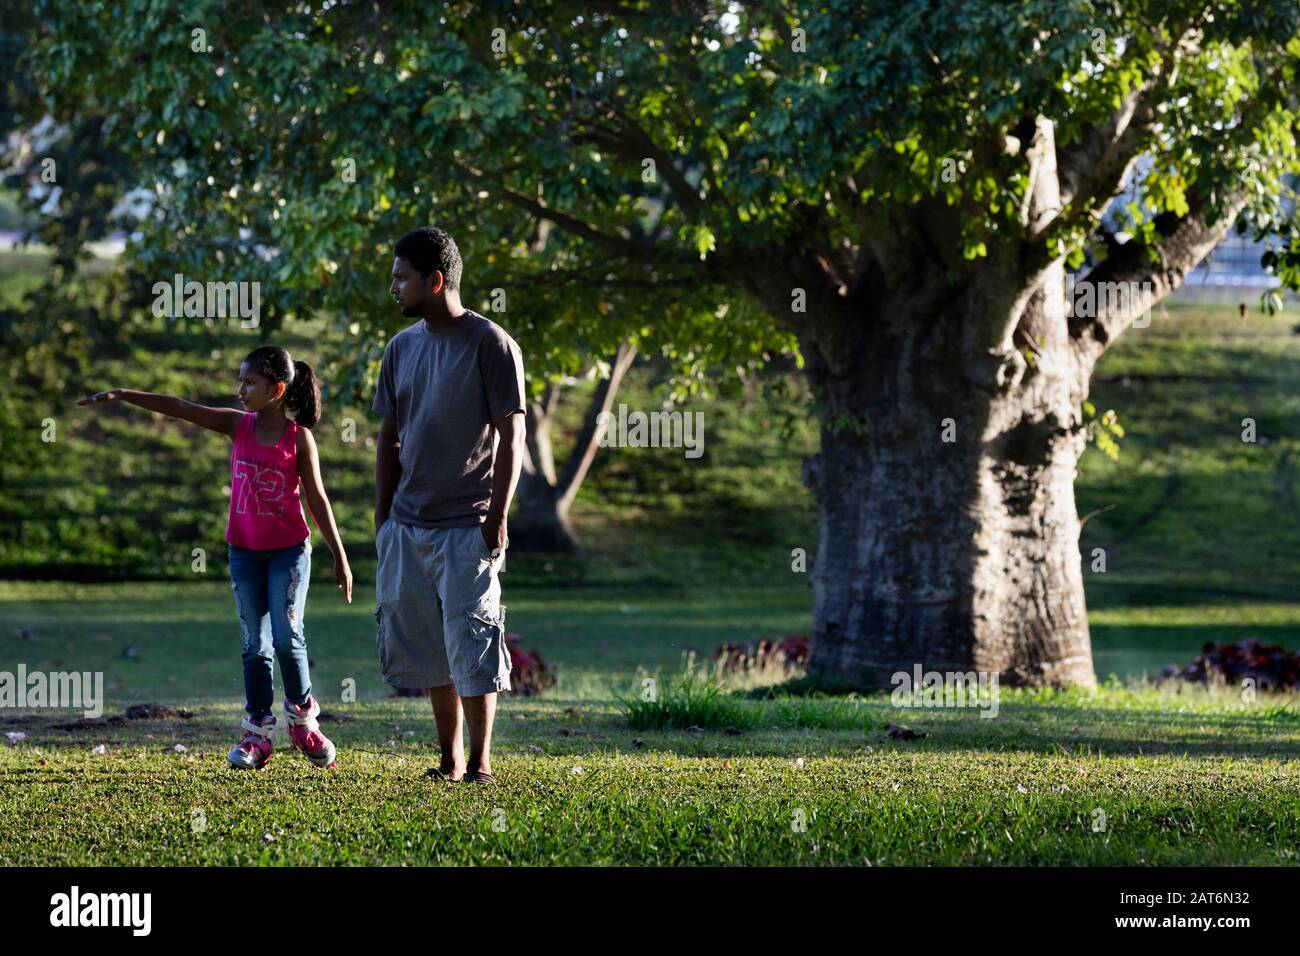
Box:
[1,686,1297,865]
[2,578,1299,865]
[4,577,1299,703]
[1078,303,1300,606]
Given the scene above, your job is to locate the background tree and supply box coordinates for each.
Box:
[22,0,1300,687]
[12,0,792,552]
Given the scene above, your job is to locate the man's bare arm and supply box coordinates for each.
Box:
[375,415,401,532]
[482,412,525,553]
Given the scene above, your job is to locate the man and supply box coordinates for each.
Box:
[372,226,526,784]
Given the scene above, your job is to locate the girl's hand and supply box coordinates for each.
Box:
[334,556,353,604]
[76,389,125,406]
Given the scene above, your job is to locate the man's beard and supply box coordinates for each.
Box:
[400,303,423,317]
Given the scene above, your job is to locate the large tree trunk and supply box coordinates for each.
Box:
[781,111,1246,690]
[800,264,1097,689]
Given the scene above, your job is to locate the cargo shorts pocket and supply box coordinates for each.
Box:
[376,600,444,687]
[375,518,396,555]
[464,605,511,691]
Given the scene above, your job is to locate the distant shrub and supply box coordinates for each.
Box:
[713,634,810,686]
[505,631,557,697]
[1158,640,1300,691]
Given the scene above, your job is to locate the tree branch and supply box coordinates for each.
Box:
[454,156,665,264]
[1069,185,1250,366]
[1054,86,1152,215]
[1028,89,1163,259]
[555,341,638,514]
[1034,23,1208,248]
[597,100,705,224]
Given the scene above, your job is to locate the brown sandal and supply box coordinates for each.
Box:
[463,770,497,784]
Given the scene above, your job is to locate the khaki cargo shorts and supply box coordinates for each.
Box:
[373,519,511,696]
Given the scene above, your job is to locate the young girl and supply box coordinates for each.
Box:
[77,346,353,771]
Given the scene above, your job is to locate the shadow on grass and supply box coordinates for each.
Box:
[2,665,1300,770]
[5,693,1297,763]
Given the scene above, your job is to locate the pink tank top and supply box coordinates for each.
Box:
[226,413,311,550]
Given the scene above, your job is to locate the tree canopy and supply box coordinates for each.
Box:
[14,1,1300,397]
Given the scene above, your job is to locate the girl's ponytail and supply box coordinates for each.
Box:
[283,359,321,429]
[243,346,322,429]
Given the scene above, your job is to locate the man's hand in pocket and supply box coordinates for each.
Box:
[481,513,507,557]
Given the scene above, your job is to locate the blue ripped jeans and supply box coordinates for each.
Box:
[229,541,312,720]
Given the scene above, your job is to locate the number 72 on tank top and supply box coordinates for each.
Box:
[232,457,289,517]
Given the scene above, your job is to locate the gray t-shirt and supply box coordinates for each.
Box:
[372,311,526,528]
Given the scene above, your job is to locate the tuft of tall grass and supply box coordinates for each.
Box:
[617,670,879,732]
[617,671,759,731]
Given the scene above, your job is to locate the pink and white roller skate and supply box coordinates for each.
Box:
[284,695,337,769]
[228,714,276,770]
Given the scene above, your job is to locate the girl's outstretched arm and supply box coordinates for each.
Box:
[75,389,242,437]
[296,426,353,603]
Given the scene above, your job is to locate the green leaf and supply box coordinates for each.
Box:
[693,225,717,260]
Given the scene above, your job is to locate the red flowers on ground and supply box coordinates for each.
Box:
[1159,640,1300,691]
[505,632,556,697]
[713,634,810,680]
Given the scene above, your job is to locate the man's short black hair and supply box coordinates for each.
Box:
[394,226,463,291]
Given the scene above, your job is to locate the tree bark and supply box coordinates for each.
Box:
[799,266,1097,689]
